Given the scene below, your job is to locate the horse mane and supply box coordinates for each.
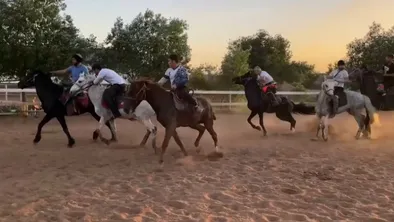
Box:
[133,78,167,91]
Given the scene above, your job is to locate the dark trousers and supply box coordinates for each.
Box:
[175,86,197,107]
[103,84,125,117]
[263,82,278,106]
[334,86,344,96]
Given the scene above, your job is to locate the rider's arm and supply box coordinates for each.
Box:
[326,70,335,79]
[93,70,105,85]
[51,67,71,75]
[158,68,171,86]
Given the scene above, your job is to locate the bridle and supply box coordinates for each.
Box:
[128,82,149,101]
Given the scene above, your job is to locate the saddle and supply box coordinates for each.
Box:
[171,91,198,112]
[101,96,125,109]
[59,90,90,116]
[101,86,127,110]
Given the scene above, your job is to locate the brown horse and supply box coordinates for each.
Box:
[125,79,219,164]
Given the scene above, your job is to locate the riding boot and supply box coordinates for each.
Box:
[269,93,279,107]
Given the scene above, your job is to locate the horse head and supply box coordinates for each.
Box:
[125,79,152,112]
[321,79,338,96]
[17,70,50,89]
[70,74,95,95]
[232,70,254,85]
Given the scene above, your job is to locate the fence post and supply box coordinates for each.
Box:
[5,84,8,101]
[20,90,28,117]
[229,93,232,110]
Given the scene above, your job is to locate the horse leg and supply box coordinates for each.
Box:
[257,112,267,136]
[159,125,176,164]
[321,115,329,141]
[363,113,372,138]
[247,110,260,131]
[90,111,115,141]
[275,106,296,132]
[189,124,206,154]
[139,119,158,154]
[56,115,76,147]
[33,114,53,144]
[95,116,111,145]
[204,119,219,153]
[172,130,188,156]
[353,112,365,140]
[108,119,118,142]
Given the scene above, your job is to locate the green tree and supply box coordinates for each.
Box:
[219,45,250,89]
[189,64,219,90]
[225,29,317,87]
[105,10,191,79]
[0,0,97,80]
[347,22,394,70]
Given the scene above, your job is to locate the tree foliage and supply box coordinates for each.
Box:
[103,10,191,79]
[219,29,317,89]
[220,46,250,89]
[347,22,394,70]
[0,0,97,80]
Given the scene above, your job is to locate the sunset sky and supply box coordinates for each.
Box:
[64,0,394,72]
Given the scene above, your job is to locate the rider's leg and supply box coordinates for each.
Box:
[103,85,121,118]
[267,87,279,107]
[177,86,203,112]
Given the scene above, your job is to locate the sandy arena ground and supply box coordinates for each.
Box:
[1,112,394,222]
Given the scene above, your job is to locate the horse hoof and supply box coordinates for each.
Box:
[92,131,99,141]
[255,126,262,131]
[101,139,110,145]
[110,138,118,142]
[310,138,319,141]
[33,136,41,144]
[68,138,76,148]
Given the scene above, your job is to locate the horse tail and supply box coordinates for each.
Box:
[363,95,377,124]
[291,101,316,115]
[212,112,217,120]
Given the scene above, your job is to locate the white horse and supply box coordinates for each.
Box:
[70,74,157,149]
[314,78,378,141]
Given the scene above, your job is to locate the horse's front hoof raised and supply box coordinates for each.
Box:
[68,138,76,148]
[33,136,41,144]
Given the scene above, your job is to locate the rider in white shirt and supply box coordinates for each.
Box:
[328,60,349,115]
[254,66,279,107]
[92,64,126,118]
[158,54,203,114]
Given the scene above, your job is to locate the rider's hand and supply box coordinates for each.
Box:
[171,84,176,89]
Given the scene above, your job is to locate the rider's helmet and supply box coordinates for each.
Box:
[72,54,83,64]
[253,66,262,74]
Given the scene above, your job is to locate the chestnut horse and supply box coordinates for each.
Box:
[125,80,219,164]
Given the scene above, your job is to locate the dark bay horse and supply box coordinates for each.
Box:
[349,68,388,110]
[232,71,315,135]
[125,80,219,164]
[17,70,116,147]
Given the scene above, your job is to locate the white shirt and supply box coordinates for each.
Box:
[329,69,348,88]
[257,71,274,85]
[164,66,180,85]
[93,68,126,85]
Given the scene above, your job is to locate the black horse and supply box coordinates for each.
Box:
[348,68,394,111]
[232,71,315,135]
[17,70,116,147]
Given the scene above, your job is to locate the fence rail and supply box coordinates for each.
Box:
[0,88,320,107]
